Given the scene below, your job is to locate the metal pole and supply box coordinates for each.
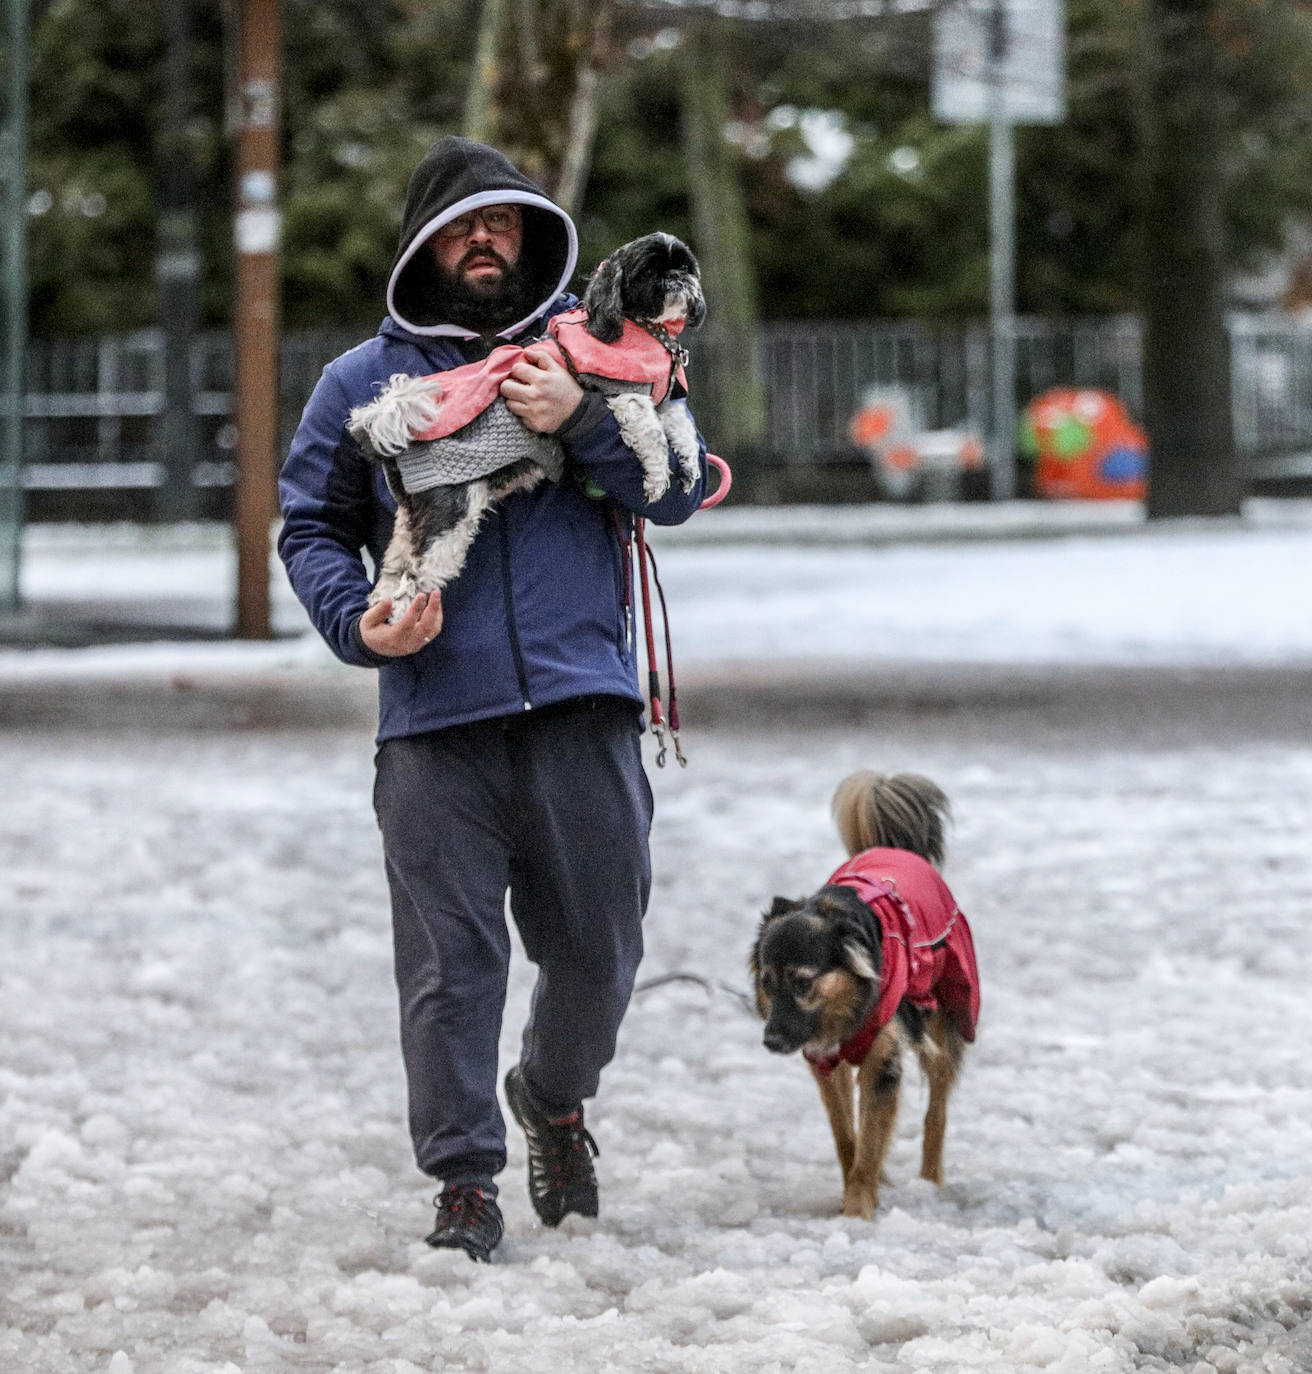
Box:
[1,0,28,611]
[231,0,280,638]
[988,0,1017,500]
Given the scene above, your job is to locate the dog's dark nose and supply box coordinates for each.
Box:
[763,1029,792,1054]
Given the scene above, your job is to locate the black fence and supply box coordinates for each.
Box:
[17,315,1312,520]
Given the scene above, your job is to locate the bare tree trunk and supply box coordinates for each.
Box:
[157,0,201,523]
[679,26,766,469]
[1141,0,1242,518]
[554,35,604,218]
[463,0,506,143]
[462,0,610,214]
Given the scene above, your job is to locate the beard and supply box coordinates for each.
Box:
[422,249,537,333]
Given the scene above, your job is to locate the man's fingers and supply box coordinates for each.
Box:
[361,598,392,628]
[420,591,444,637]
[399,592,442,643]
[398,592,428,626]
[507,353,559,385]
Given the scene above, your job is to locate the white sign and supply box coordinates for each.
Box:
[933,0,1065,125]
[235,208,281,256]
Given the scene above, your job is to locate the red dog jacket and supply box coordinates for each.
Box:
[806,847,981,1076]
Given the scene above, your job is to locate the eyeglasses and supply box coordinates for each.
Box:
[434,205,523,239]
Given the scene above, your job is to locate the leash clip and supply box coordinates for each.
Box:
[670,726,687,768]
[651,720,668,769]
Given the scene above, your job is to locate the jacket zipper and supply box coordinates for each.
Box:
[497,512,533,709]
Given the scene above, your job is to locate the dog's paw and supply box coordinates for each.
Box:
[677,452,700,494]
[658,399,701,493]
[413,572,447,598]
[642,465,672,503]
[369,571,419,622]
[606,393,674,503]
[846,1192,879,1225]
[389,574,421,621]
[841,1189,879,1221]
[367,578,397,610]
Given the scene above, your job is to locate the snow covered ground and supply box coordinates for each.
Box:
[2,502,1311,1373]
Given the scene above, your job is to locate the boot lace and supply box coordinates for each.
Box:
[535,1111,600,1191]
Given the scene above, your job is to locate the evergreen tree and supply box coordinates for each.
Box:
[21,0,1312,338]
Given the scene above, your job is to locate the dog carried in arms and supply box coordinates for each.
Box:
[346,232,706,617]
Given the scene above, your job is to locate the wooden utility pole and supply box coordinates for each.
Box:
[231,0,281,637]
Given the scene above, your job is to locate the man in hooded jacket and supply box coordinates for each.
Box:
[279,137,706,1261]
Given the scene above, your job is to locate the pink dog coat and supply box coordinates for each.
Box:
[407,309,686,442]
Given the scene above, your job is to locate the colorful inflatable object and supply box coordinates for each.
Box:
[849,387,985,501]
[1019,388,1148,500]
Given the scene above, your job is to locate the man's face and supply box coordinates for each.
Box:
[429,204,524,297]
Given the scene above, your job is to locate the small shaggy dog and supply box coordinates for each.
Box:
[347,232,706,617]
[749,771,981,1220]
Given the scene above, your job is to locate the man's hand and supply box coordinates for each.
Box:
[500,348,584,433]
[359,591,444,657]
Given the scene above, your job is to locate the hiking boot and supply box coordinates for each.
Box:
[425,1184,503,1263]
[504,1066,600,1227]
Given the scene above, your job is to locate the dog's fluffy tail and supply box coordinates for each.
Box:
[347,373,444,457]
[831,771,951,868]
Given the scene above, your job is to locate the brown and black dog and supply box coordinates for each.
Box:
[749,771,981,1220]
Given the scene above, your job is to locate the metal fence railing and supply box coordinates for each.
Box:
[21,329,356,499]
[760,315,1311,486]
[15,315,1312,517]
[1227,316,1312,477]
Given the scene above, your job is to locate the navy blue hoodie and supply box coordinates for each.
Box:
[278,138,705,741]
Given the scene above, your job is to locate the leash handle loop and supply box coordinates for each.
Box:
[699,453,732,509]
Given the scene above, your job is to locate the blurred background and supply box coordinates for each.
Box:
[2,0,1312,636]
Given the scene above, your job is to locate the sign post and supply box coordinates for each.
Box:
[934,0,1065,501]
[1,0,28,611]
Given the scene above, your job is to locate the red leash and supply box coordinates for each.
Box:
[633,518,679,766]
[629,453,731,767]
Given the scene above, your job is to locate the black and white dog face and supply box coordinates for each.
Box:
[750,887,883,1057]
[583,232,707,344]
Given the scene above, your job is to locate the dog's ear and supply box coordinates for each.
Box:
[583,256,626,343]
[813,885,883,985]
[813,891,857,923]
[750,896,799,979]
[841,939,880,983]
[747,941,771,1020]
[837,907,883,985]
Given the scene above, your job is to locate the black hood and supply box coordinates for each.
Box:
[386,136,577,340]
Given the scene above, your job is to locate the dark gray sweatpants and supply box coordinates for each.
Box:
[372,696,653,1189]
